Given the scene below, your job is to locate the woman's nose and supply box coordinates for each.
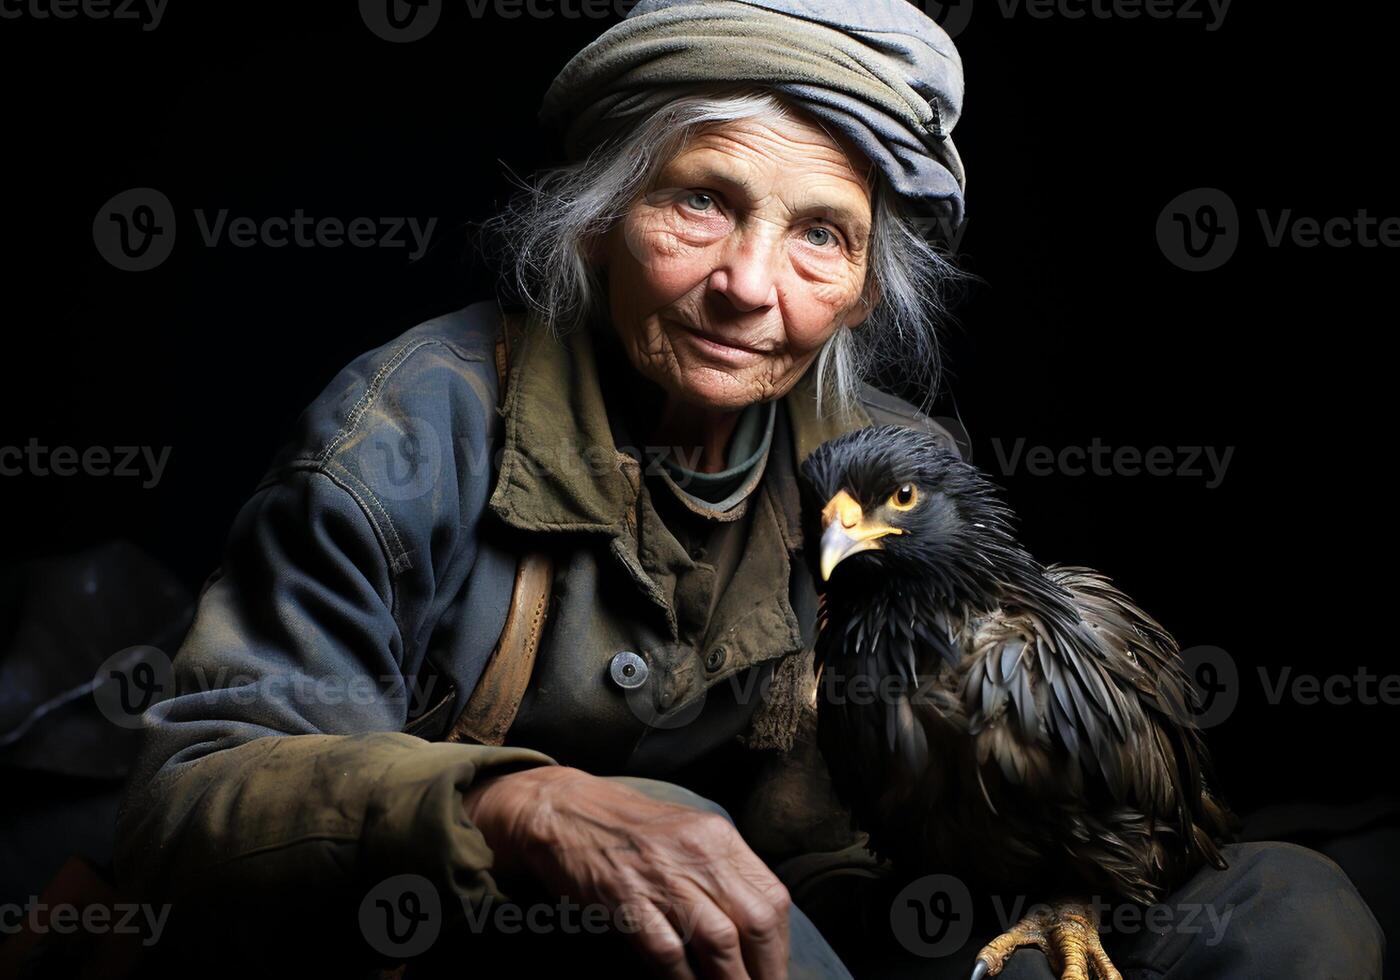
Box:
[706,228,781,312]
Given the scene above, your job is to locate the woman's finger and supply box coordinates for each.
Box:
[614,895,700,980]
[700,855,790,980]
[659,880,754,980]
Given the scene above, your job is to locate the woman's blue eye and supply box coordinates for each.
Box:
[685,192,715,211]
[805,227,835,247]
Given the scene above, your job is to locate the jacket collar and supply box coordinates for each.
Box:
[488,318,872,537]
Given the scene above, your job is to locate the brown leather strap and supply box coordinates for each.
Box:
[444,308,554,747]
[445,550,553,746]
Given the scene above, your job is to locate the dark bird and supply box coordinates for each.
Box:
[799,425,1236,980]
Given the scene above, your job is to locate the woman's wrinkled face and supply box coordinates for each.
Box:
[601,110,875,412]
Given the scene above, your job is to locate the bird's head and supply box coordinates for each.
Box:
[800,424,1029,605]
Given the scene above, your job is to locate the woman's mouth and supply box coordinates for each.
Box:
[672,321,771,365]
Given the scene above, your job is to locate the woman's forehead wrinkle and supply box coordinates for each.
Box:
[663,152,761,200]
[683,121,857,174]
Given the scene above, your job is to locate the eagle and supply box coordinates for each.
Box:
[799,425,1235,980]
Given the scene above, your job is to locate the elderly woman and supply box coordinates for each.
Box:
[114,1,1382,978]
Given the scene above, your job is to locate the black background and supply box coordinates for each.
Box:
[1,0,1394,830]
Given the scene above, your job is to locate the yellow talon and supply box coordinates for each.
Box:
[969,900,1122,980]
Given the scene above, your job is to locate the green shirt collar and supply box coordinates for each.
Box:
[658,399,776,511]
[488,317,872,537]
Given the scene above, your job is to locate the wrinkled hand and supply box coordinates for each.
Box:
[463,765,792,980]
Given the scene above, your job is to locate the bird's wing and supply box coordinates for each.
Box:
[1047,565,1231,867]
[960,566,1196,814]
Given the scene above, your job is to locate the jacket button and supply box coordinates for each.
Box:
[704,646,727,672]
[609,651,648,689]
[689,545,707,562]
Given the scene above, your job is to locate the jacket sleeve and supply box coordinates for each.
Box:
[113,320,559,930]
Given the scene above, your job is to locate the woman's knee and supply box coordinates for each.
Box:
[1212,841,1384,975]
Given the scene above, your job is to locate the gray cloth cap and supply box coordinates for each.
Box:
[539,0,967,225]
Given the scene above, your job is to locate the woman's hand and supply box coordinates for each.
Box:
[463,765,792,980]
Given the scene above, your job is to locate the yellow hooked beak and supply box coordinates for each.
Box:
[819,489,903,581]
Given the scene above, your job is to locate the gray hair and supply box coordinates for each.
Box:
[481,87,965,419]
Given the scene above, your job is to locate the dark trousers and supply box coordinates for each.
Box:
[407,777,1385,979]
[838,840,1385,979]
[618,777,1385,979]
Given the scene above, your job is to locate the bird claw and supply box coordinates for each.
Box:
[968,900,1122,980]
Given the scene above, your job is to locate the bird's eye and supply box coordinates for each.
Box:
[889,483,917,510]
